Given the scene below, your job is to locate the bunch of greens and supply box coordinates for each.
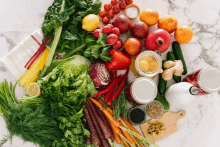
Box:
[84,33,112,61]
[113,85,129,120]
[39,0,101,78]
[38,55,97,146]
[0,80,63,147]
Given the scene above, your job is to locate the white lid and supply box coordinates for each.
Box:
[198,67,220,93]
[131,77,157,104]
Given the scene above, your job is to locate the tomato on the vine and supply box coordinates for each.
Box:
[102,17,110,24]
[104,3,112,11]
[99,10,107,18]
[119,1,127,10]
[111,0,119,5]
[107,10,114,19]
[113,6,120,14]
[125,0,133,5]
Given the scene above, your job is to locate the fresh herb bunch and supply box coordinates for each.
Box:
[113,82,129,120]
[0,80,63,147]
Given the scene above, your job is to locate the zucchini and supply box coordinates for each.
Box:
[167,51,181,83]
[172,41,187,75]
[158,60,167,94]
[155,92,170,110]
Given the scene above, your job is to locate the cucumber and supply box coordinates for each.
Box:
[158,60,167,94]
[172,41,187,75]
[167,51,181,83]
[155,92,170,110]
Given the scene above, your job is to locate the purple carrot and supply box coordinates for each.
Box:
[88,99,114,142]
[85,103,111,147]
[83,103,101,147]
[85,136,92,147]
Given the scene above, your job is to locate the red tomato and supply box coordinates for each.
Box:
[119,1,127,10]
[111,0,119,5]
[104,3,113,11]
[125,0,133,5]
[99,10,107,18]
[102,17,110,24]
[113,6,120,14]
[107,10,114,19]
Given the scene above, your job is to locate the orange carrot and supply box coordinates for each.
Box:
[107,118,122,144]
[90,98,120,127]
[120,121,136,146]
[122,118,141,136]
[121,136,130,147]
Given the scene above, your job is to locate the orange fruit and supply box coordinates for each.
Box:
[124,38,142,56]
[158,16,178,33]
[174,25,193,43]
[139,9,159,26]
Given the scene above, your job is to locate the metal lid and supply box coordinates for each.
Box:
[131,77,157,104]
[198,67,220,93]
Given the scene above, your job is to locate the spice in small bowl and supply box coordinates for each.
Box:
[128,107,146,125]
[146,100,164,119]
[125,4,140,19]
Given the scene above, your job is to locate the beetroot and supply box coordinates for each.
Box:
[113,15,131,34]
[131,21,149,39]
[145,29,172,53]
[107,34,118,45]
[89,61,111,88]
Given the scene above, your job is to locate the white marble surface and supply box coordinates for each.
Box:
[0,0,220,147]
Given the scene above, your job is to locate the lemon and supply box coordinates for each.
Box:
[82,14,99,32]
[27,82,41,97]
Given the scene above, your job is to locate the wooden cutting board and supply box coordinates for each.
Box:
[140,111,186,143]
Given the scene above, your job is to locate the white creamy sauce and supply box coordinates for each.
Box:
[126,7,138,18]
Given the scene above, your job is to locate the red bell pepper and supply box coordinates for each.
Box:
[105,49,131,70]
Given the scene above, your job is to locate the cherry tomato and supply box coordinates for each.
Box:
[104,3,113,11]
[107,10,114,19]
[113,6,120,14]
[102,17,110,24]
[99,10,107,18]
[119,1,127,10]
[125,0,133,5]
[111,0,119,5]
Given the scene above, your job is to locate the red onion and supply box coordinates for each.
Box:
[89,61,111,88]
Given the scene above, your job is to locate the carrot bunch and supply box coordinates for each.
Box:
[90,98,158,147]
[94,68,129,106]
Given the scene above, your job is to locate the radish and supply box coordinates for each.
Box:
[113,40,122,49]
[111,27,120,37]
[107,24,114,30]
[118,38,124,47]
[107,34,118,45]
[102,26,112,34]
[93,29,102,38]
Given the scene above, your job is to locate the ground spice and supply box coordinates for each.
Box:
[146,101,164,118]
[128,107,145,124]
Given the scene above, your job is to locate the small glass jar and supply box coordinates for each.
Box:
[127,106,146,125]
[126,77,157,105]
[135,51,162,78]
[182,67,220,95]
[146,100,164,119]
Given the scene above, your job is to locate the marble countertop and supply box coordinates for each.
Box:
[0,0,220,147]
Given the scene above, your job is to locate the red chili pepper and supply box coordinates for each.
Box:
[104,75,123,102]
[105,49,131,70]
[113,70,117,80]
[93,75,122,98]
[107,68,129,105]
